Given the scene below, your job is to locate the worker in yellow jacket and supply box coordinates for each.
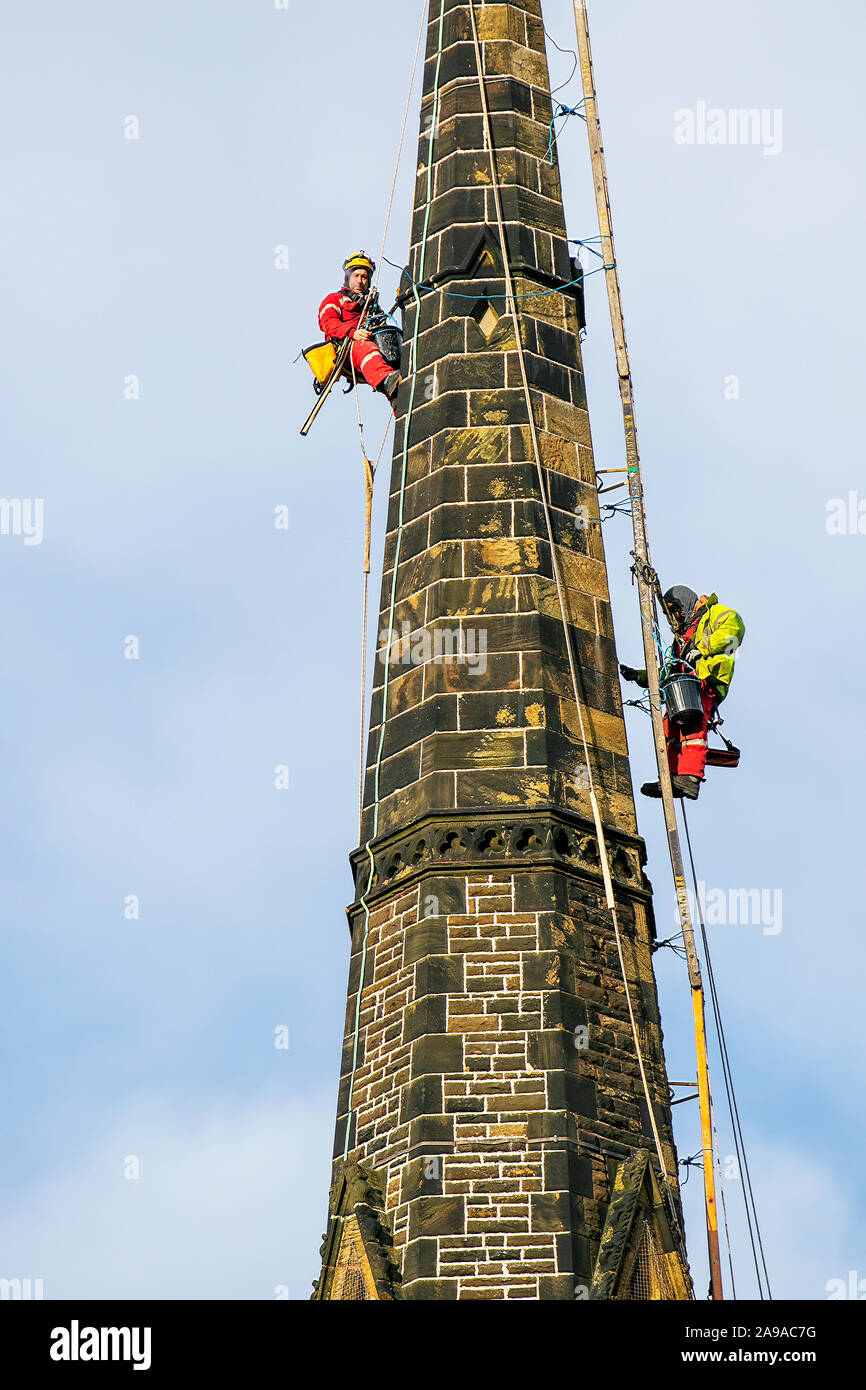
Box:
[620,586,745,801]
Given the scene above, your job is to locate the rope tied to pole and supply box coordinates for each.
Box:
[547,99,588,165]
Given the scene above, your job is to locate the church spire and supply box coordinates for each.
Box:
[315,0,690,1301]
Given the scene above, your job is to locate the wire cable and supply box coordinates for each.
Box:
[544,24,578,97]
[681,803,773,1298]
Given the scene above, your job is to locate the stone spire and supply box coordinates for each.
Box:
[315,0,690,1301]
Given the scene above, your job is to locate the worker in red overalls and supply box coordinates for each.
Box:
[620,585,745,801]
[318,252,401,405]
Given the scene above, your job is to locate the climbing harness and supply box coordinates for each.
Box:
[706,714,741,768]
[299,287,403,438]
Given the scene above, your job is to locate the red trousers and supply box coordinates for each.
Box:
[350,338,392,390]
[664,683,718,780]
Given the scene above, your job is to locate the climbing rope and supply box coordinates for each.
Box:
[681,803,773,1298]
[653,932,688,963]
[370,0,428,309]
[349,0,426,837]
[570,236,606,259]
[355,396,394,839]
[343,0,446,1162]
[466,0,685,1254]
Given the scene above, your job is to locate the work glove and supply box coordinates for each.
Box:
[619,664,648,688]
[681,646,701,666]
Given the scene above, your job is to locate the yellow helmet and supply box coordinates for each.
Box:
[343,251,375,281]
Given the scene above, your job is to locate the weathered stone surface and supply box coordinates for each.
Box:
[410,1195,466,1239]
[411,1033,465,1078]
[319,0,687,1304]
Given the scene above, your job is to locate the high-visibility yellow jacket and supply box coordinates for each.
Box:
[688,594,745,700]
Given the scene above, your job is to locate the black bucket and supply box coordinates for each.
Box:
[372,326,403,368]
[661,673,704,728]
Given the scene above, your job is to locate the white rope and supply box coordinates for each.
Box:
[343,0,446,1162]
[467,0,676,1196]
[352,0,425,837]
[358,412,394,839]
[371,0,429,305]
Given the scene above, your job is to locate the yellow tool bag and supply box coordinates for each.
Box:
[302,341,339,386]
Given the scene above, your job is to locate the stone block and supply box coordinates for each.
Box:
[409,1195,466,1238]
[401,1156,444,1202]
[408,1113,455,1152]
[403,994,447,1045]
[402,1277,459,1301]
[400,1074,444,1125]
[401,1238,439,1283]
[538,1273,580,1301]
[411,1033,464,1077]
[467,388,529,428]
[416,953,464,997]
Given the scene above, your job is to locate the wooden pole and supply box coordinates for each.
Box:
[570,0,724,1300]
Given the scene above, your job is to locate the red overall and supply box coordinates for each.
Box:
[664,683,717,780]
[664,615,718,780]
[317,290,393,391]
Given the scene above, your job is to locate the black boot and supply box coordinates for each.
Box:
[381,370,400,401]
[672,774,701,800]
[640,776,701,801]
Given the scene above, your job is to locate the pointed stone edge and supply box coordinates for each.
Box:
[589,1149,693,1300]
[312,1161,402,1301]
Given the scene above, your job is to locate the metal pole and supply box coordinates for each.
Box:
[570,0,724,1300]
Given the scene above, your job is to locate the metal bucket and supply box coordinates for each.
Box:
[661,673,703,728]
[372,325,403,368]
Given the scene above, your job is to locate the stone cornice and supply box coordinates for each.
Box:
[346,803,652,923]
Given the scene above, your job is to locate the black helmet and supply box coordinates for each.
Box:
[662,585,699,629]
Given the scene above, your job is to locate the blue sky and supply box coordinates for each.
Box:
[0,0,862,1300]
